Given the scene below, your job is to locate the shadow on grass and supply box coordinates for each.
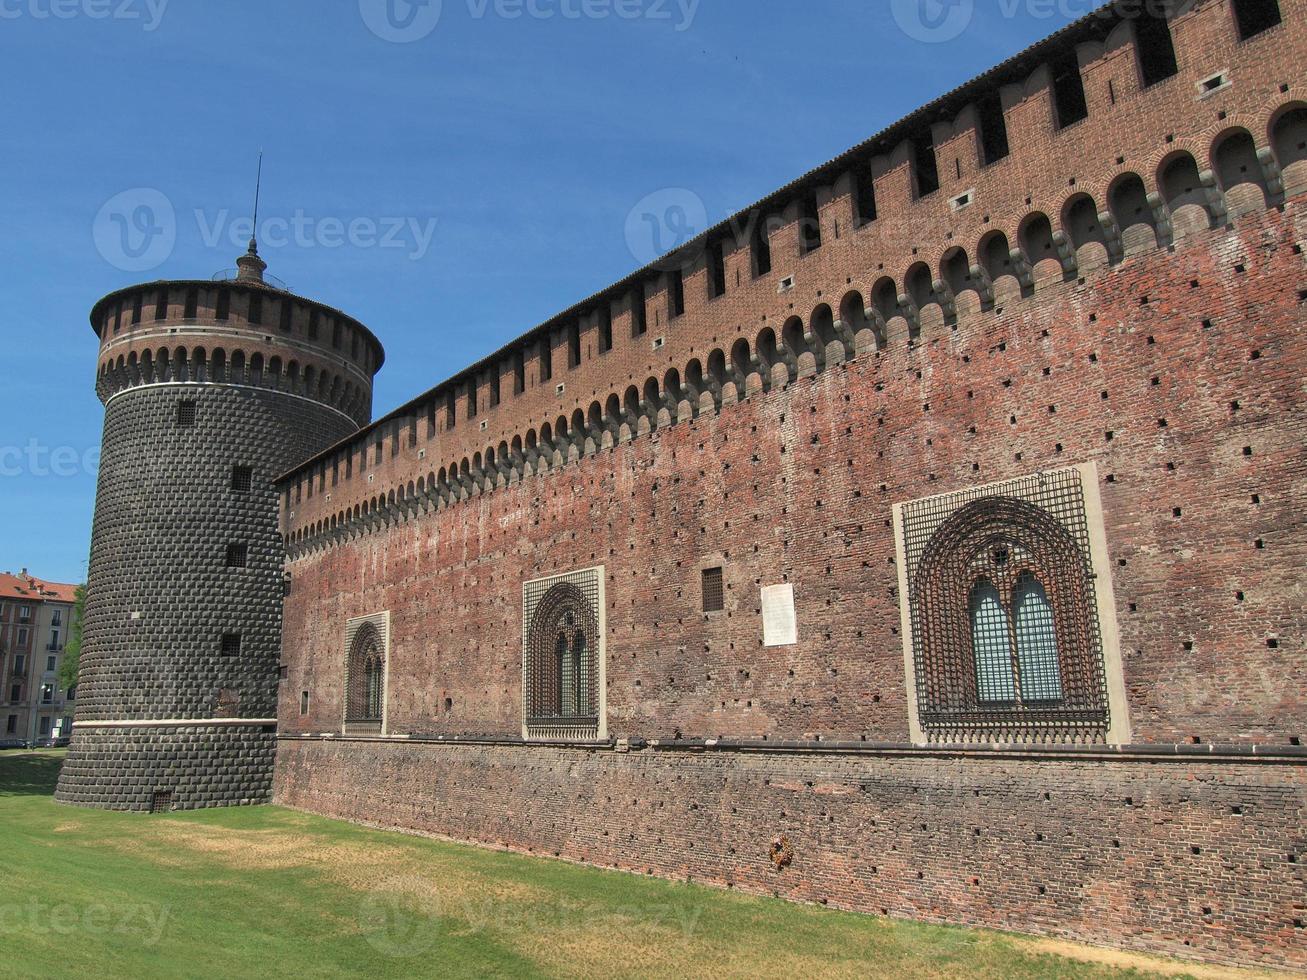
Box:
[0,751,64,797]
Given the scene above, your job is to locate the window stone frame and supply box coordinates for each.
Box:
[521,565,607,743]
[892,463,1129,746]
[342,611,390,737]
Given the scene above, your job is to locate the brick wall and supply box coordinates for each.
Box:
[275,738,1307,969]
[272,0,1307,966]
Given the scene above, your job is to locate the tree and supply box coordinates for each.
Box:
[55,585,86,692]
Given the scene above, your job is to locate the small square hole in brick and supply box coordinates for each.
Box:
[150,790,173,813]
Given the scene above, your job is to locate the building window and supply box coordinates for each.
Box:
[1233,0,1281,39]
[854,164,878,222]
[1135,7,1178,87]
[51,610,61,626]
[14,655,25,673]
[667,269,685,319]
[8,685,19,704]
[40,684,53,705]
[220,633,242,657]
[977,91,1010,165]
[707,241,727,298]
[702,567,724,613]
[154,289,169,320]
[300,690,310,715]
[39,716,51,735]
[631,284,648,337]
[177,400,197,428]
[895,465,1124,745]
[66,686,75,701]
[798,191,822,252]
[597,305,613,353]
[18,605,29,622]
[523,568,604,742]
[226,543,248,568]
[231,465,253,493]
[5,715,14,734]
[912,134,941,197]
[46,656,56,672]
[1051,54,1089,129]
[215,288,231,321]
[16,629,27,646]
[344,614,388,733]
[247,292,263,325]
[183,288,198,320]
[131,292,144,324]
[568,323,581,368]
[49,629,59,649]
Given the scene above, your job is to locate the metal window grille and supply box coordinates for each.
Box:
[220,633,241,657]
[231,466,253,493]
[702,567,725,612]
[176,400,196,427]
[523,568,601,740]
[226,543,248,568]
[150,790,173,813]
[900,467,1109,744]
[344,616,387,732]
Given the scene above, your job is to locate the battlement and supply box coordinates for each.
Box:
[91,277,384,428]
[277,0,1305,540]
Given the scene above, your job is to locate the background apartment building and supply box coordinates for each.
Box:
[1,570,79,745]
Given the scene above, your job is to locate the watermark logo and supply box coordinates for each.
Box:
[0,0,170,31]
[91,189,440,273]
[624,187,707,270]
[93,188,176,273]
[0,441,100,479]
[0,899,169,946]
[359,0,443,42]
[890,0,974,43]
[195,210,439,261]
[890,0,1201,42]
[357,877,441,957]
[362,0,700,41]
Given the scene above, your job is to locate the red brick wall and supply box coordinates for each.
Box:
[279,204,1305,745]
[275,738,1307,970]
[273,0,1307,967]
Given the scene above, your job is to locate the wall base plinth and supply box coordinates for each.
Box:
[55,721,276,811]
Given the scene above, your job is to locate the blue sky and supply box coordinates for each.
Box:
[0,0,1087,583]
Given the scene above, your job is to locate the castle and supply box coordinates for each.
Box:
[59,0,1306,969]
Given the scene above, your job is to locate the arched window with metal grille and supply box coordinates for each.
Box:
[906,484,1109,744]
[345,620,386,733]
[523,570,603,741]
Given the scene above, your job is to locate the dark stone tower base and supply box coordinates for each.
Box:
[55,722,276,811]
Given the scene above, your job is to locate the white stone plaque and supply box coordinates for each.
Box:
[761,584,797,647]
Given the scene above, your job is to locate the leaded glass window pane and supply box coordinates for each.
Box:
[970,581,1015,702]
[1015,574,1063,702]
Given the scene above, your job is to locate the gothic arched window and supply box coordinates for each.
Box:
[905,482,1110,744]
[524,571,603,741]
[345,620,386,732]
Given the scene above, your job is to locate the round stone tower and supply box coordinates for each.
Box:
[55,243,383,811]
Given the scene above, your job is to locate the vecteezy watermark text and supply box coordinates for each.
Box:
[358,0,699,43]
[92,187,439,272]
[0,899,170,946]
[0,441,100,479]
[358,876,704,958]
[891,0,1197,44]
[0,0,169,31]
[195,210,438,260]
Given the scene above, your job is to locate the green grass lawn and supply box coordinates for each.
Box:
[0,751,1243,980]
